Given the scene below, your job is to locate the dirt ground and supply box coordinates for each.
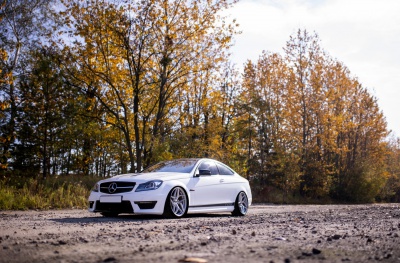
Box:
[1,204,400,263]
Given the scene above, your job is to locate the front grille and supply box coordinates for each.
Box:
[95,201,134,213]
[100,181,136,194]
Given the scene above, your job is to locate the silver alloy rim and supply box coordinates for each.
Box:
[170,187,187,217]
[238,192,248,215]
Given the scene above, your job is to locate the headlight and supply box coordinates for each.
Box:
[92,183,99,192]
[135,180,163,192]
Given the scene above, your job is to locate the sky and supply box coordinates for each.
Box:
[227,0,400,137]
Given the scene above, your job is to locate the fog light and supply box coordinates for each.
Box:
[134,201,157,209]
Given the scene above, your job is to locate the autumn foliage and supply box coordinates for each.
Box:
[0,0,399,203]
[240,30,392,202]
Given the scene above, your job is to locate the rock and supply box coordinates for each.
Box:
[384,253,392,259]
[208,236,219,242]
[178,257,208,263]
[312,248,321,255]
[79,237,89,243]
[103,257,116,262]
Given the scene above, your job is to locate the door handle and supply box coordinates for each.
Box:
[219,179,224,183]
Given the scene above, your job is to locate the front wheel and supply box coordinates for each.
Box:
[232,191,249,216]
[163,187,188,218]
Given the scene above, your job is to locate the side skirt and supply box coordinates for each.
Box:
[187,203,234,214]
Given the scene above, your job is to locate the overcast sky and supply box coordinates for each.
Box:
[227,0,400,137]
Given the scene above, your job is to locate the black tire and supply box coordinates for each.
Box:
[232,191,249,216]
[163,187,188,218]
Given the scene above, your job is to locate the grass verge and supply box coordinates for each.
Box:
[0,175,99,210]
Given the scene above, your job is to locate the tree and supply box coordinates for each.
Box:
[381,136,400,202]
[57,0,238,172]
[16,48,66,177]
[283,29,331,197]
[239,52,302,197]
[239,29,390,201]
[0,0,53,170]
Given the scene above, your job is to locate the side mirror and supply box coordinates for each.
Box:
[198,169,212,176]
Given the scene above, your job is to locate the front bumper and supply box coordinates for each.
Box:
[88,189,168,215]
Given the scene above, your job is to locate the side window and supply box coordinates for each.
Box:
[198,161,218,175]
[216,163,234,175]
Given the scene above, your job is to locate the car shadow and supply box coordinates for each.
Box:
[50,213,233,224]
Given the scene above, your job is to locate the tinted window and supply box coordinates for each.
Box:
[198,161,218,175]
[142,159,198,173]
[216,163,234,175]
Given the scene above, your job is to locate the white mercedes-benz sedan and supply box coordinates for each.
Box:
[88,158,252,218]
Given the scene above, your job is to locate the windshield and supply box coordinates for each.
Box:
[142,159,198,173]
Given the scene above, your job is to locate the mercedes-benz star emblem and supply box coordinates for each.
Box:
[108,182,118,194]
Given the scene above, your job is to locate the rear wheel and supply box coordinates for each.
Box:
[232,191,248,216]
[163,187,188,218]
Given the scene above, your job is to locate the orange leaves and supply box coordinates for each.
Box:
[239,29,391,200]
[0,49,11,86]
[54,0,240,171]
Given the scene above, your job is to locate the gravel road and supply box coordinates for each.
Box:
[1,204,400,263]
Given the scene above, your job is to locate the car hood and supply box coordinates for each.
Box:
[101,172,191,183]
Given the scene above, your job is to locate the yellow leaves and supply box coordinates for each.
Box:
[54,0,241,171]
[0,48,7,61]
[0,48,12,86]
[0,100,10,111]
[0,48,8,84]
[239,29,392,200]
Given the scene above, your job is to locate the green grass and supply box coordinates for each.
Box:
[0,175,100,210]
